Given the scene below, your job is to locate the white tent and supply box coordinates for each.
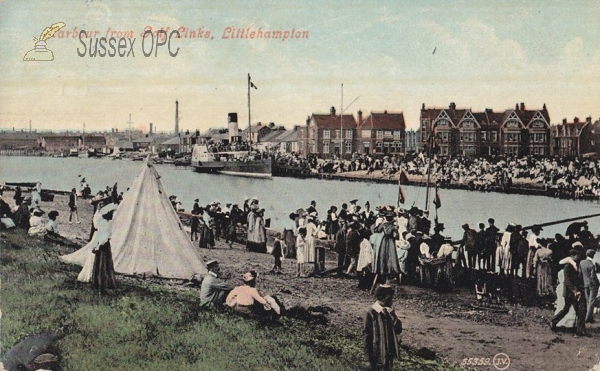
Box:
[60,159,207,279]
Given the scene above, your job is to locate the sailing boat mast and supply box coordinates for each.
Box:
[247,73,252,154]
[424,121,435,211]
[82,122,85,149]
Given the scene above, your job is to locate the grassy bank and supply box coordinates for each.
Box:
[1,229,461,371]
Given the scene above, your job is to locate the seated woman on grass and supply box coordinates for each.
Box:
[44,210,76,246]
[226,270,280,320]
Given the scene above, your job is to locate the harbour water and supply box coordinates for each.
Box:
[1,156,599,239]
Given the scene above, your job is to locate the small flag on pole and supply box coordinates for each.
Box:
[248,74,258,89]
[397,179,406,205]
[433,187,442,209]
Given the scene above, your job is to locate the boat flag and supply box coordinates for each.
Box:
[397,179,406,205]
[248,74,258,89]
[433,186,442,209]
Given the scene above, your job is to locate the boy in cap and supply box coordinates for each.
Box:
[364,284,403,371]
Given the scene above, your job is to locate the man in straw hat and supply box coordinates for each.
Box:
[364,284,403,371]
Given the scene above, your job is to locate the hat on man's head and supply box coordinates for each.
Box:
[434,223,445,231]
[350,199,358,203]
[569,249,581,257]
[531,225,543,232]
[48,210,59,219]
[33,209,44,216]
[462,223,469,229]
[586,249,596,257]
[194,199,199,202]
[488,218,495,224]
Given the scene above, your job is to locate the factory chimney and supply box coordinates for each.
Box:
[175,100,179,135]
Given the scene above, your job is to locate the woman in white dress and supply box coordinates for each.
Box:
[296,228,307,277]
[304,213,318,271]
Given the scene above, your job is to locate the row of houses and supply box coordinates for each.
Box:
[419,102,599,158]
[293,103,600,159]
[296,107,407,159]
[2,102,599,159]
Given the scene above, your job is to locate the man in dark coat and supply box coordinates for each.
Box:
[579,249,600,323]
[484,218,499,272]
[551,249,587,336]
[364,284,403,371]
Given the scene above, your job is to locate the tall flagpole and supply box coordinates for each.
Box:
[340,83,343,158]
[248,73,252,154]
[424,121,434,211]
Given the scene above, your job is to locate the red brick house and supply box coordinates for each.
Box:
[358,110,406,155]
[306,106,357,159]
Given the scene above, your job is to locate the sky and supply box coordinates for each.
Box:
[1,0,599,134]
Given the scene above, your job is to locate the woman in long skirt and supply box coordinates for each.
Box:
[373,210,400,282]
[534,242,554,297]
[91,240,117,292]
[90,203,117,294]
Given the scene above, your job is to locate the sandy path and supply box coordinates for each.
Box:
[16,191,600,371]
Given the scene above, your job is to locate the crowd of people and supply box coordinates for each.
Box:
[2,170,598,367]
[403,154,600,200]
[271,151,600,201]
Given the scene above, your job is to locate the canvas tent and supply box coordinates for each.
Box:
[60,159,208,279]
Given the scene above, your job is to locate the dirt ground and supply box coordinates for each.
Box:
[11,191,600,371]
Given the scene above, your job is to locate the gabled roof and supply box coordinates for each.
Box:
[115,141,134,149]
[482,109,503,129]
[200,128,227,138]
[260,130,287,143]
[277,129,298,142]
[420,104,466,128]
[458,110,482,129]
[360,111,405,130]
[554,119,588,137]
[132,136,155,143]
[501,111,525,129]
[310,113,357,129]
[161,137,181,145]
[242,123,271,134]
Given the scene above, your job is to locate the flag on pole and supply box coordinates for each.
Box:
[248,74,258,89]
[397,179,406,205]
[433,186,442,209]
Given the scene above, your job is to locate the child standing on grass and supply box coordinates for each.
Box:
[270,232,285,274]
[364,284,403,371]
[296,228,307,277]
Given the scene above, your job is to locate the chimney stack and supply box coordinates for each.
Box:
[449,102,456,112]
[520,102,525,111]
[175,100,179,135]
[574,117,579,123]
[587,116,592,124]
[358,110,363,125]
[330,106,336,117]
[562,118,567,124]
[515,103,519,110]
[149,123,153,135]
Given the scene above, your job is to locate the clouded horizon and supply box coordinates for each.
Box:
[1,0,599,133]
